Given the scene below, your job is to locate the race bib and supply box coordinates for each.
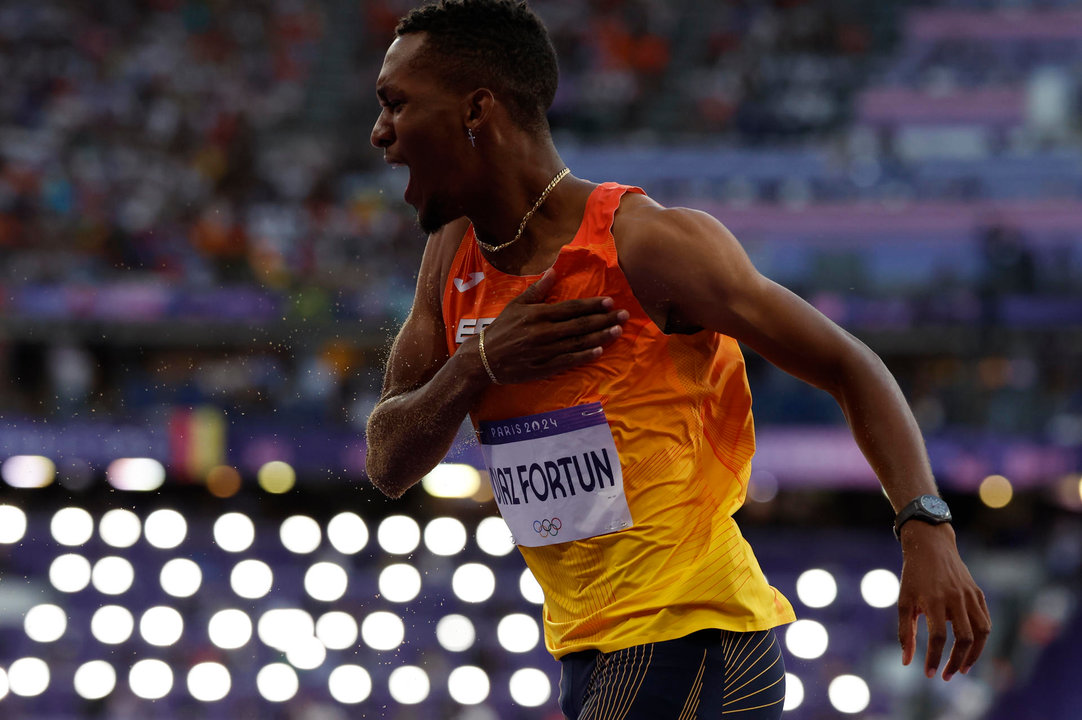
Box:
[478,403,633,547]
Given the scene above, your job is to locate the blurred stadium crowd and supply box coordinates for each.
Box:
[1,0,1080,442]
[0,0,1080,718]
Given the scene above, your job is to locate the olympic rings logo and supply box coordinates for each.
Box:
[533,517,562,538]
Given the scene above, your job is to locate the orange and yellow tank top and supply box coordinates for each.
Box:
[442,182,794,658]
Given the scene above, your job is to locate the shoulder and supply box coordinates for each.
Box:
[610,193,754,333]
[612,193,734,263]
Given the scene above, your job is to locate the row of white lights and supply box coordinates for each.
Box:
[0,662,868,714]
[44,551,544,605]
[22,600,542,655]
[1,456,488,497]
[1,456,168,491]
[0,658,553,707]
[794,567,901,610]
[0,505,516,557]
[779,672,872,715]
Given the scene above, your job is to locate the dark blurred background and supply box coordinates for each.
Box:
[0,0,1079,718]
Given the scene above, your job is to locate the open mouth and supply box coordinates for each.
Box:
[384,156,414,204]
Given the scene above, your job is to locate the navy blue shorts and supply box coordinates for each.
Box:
[558,628,785,720]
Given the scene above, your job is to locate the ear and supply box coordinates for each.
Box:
[464,88,496,134]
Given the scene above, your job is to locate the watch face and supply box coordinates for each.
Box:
[919,496,950,518]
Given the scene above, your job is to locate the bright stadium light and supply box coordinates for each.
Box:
[208,609,253,650]
[205,465,242,499]
[257,609,315,652]
[448,666,490,705]
[509,668,551,708]
[24,604,67,643]
[140,606,184,647]
[8,657,50,697]
[73,660,116,701]
[106,458,166,491]
[860,569,901,609]
[519,568,545,605]
[144,509,187,549]
[436,614,476,653]
[304,562,348,602]
[327,512,368,554]
[2,455,56,488]
[285,636,326,670]
[796,568,838,609]
[497,614,540,653]
[129,659,173,700]
[160,558,202,598]
[258,461,296,494]
[377,515,421,555]
[280,515,321,554]
[784,673,805,711]
[231,559,274,599]
[315,612,358,650]
[328,665,371,704]
[0,504,27,544]
[424,517,468,556]
[785,620,829,660]
[0,667,7,700]
[421,462,481,498]
[50,507,94,546]
[256,664,298,703]
[476,516,514,556]
[452,564,496,603]
[388,666,429,705]
[213,513,255,552]
[187,662,231,702]
[378,564,422,603]
[979,474,1013,509]
[828,674,870,714]
[49,554,91,593]
[91,606,134,645]
[360,611,404,651]
[99,508,141,548]
[91,556,135,595]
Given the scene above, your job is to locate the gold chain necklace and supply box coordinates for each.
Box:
[475,167,570,253]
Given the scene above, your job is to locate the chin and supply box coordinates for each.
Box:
[417,211,444,235]
[417,198,457,235]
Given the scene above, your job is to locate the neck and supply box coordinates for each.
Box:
[465,141,567,254]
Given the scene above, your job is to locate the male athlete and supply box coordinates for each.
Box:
[365,2,990,718]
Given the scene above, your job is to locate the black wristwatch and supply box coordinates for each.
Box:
[894,494,952,540]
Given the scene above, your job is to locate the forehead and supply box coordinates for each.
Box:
[376,33,432,93]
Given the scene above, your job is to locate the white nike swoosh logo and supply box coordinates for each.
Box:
[454,272,485,292]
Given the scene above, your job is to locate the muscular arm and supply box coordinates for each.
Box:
[621,206,933,508]
[616,200,990,680]
[365,221,489,498]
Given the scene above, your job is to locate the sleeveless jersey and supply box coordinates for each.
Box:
[442,182,795,658]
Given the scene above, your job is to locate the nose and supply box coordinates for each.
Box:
[371,108,393,149]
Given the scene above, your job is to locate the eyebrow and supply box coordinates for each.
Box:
[376,82,401,101]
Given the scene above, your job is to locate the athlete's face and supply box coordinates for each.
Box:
[372,34,467,234]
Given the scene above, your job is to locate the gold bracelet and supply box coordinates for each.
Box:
[478,326,500,384]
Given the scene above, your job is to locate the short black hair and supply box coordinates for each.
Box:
[396,0,558,133]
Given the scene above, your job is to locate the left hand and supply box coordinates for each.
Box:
[897,522,991,680]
